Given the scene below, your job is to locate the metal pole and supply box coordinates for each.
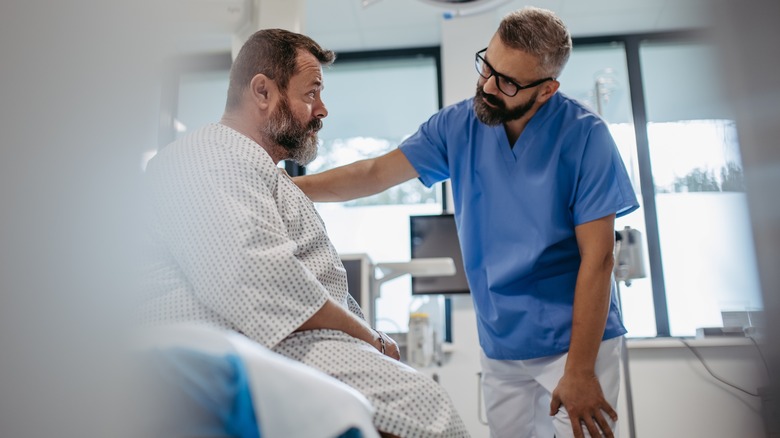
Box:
[616,282,637,438]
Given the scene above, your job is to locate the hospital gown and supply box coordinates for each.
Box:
[142,123,469,438]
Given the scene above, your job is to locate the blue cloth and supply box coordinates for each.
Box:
[400,93,639,360]
[147,348,364,438]
[149,348,261,438]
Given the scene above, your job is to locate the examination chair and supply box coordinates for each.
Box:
[138,324,380,438]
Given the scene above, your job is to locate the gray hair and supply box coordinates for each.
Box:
[498,7,572,78]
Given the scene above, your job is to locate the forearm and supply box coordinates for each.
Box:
[296,298,380,349]
[565,254,614,375]
[294,159,382,202]
[294,149,418,202]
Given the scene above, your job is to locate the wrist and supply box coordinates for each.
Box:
[374,329,386,354]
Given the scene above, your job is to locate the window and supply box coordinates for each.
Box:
[159,32,763,340]
[640,41,761,336]
[158,54,232,148]
[305,49,444,332]
[558,43,656,338]
[174,70,230,140]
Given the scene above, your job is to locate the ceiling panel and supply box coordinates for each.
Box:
[306,0,709,52]
[175,0,711,54]
[560,0,665,15]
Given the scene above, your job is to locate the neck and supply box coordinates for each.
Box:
[503,108,538,146]
[220,112,285,164]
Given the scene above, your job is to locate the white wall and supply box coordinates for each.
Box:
[623,338,766,438]
[441,13,496,106]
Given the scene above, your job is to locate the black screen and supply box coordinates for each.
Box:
[339,254,372,325]
[410,214,470,295]
[342,258,364,307]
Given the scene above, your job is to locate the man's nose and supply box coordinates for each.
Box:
[314,98,328,119]
[480,74,500,96]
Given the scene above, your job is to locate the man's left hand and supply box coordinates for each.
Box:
[549,372,618,438]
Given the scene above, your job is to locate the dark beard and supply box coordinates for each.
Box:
[265,96,322,166]
[473,86,538,126]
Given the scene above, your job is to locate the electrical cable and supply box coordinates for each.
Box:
[678,338,760,397]
[745,332,772,380]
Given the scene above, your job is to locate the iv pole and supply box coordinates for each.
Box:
[614,226,646,438]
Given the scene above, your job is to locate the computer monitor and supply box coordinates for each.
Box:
[339,253,374,327]
[409,214,470,295]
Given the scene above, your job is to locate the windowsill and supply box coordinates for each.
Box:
[626,336,758,349]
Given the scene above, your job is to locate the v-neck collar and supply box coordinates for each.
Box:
[492,124,516,163]
[489,93,560,164]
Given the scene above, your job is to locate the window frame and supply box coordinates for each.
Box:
[573,29,713,337]
[297,46,445,207]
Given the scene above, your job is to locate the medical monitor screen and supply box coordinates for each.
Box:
[410,214,470,295]
[339,253,372,323]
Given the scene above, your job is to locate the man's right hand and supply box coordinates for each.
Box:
[376,331,401,361]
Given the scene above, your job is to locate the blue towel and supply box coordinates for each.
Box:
[146,348,364,438]
[147,348,260,438]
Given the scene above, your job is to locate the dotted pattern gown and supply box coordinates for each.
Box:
[142,123,470,438]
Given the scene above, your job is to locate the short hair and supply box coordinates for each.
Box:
[497,7,572,78]
[225,29,335,110]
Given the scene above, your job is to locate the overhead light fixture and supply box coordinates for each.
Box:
[417,0,511,19]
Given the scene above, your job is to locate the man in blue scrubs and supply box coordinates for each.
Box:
[294,7,638,437]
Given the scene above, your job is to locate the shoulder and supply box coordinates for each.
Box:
[148,124,278,185]
[549,92,603,126]
[536,93,609,147]
[445,98,476,121]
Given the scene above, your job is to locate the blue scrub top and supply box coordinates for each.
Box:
[400,93,639,360]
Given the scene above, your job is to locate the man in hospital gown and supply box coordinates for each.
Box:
[141,29,469,438]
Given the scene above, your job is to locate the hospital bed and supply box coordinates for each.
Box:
[138,324,380,438]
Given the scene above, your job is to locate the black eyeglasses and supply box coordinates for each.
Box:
[475,48,553,97]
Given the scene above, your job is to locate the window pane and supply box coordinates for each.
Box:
[558,43,656,338]
[176,70,229,139]
[641,42,762,337]
[308,56,442,332]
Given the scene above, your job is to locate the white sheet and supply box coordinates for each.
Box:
[138,323,379,438]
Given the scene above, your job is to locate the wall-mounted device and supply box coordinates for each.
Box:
[614,226,647,286]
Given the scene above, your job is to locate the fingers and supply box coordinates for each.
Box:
[387,343,401,361]
[583,416,603,438]
[571,416,585,438]
[593,411,615,438]
[603,403,618,422]
[554,404,616,437]
[383,336,401,361]
[549,395,562,416]
[569,414,614,438]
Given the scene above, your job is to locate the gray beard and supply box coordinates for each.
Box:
[264,97,320,166]
[473,86,537,125]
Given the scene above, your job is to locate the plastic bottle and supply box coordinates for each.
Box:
[407,312,433,367]
[408,295,445,367]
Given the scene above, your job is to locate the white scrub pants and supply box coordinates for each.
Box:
[480,337,622,438]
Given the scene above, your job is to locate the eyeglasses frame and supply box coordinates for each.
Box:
[475,48,554,97]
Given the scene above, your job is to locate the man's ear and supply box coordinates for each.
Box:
[537,80,560,104]
[248,73,275,110]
